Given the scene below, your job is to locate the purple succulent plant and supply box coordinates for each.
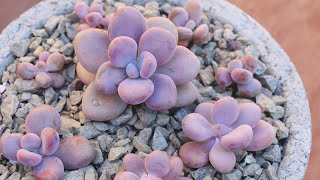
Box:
[0,105,94,180]
[16,51,65,88]
[114,150,191,180]
[168,0,210,46]
[74,6,201,121]
[215,54,262,97]
[179,96,276,173]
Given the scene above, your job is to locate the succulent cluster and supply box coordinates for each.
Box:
[74,5,200,121]
[115,150,190,180]
[16,51,65,88]
[0,105,94,179]
[74,1,113,31]
[179,96,276,173]
[168,0,210,46]
[215,54,262,97]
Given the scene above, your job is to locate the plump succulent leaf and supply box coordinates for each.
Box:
[74,1,89,20]
[25,105,61,136]
[82,82,127,121]
[138,27,176,65]
[193,24,209,44]
[108,36,138,68]
[231,103,261,128]
[195,102,214,123]
[76,62,96,85]
[179,138,215,168]
[145,150,170,178]
[17,62,38,80]
[126,63,140,79]
[33,156,64,180]
[211,96,240,126]
[182,113,215,142]
[46,52,65,72]
[168,7,188,26]
[0,133,23,161]
[241,54,258,74]
[118,78,154,105]
[47,73,65,88]
[245,120,276,151]
[209,141,236,173]
[221,125,253,149]
[40,127,60,156]
[156,46,200,85]
[89,2,104,15]
[39,51,51,62]
[123,153,146,177]
[145,74,177,110]
[184,0,202,25]
[146,17,178,44]
[86,12,103,27]
[114,172,140,180]
[137,51,157,79]
[74,28,110,73]
[162,156,184,180]
[215,67,232,87]
[227,59,243,73]
[54,136,94,170]
[177,27,193,41]
[101,13,114,29]
[184,20,196,30]
[17,149,42,167]
[175,82,198,107]
[77,23,91,32]
[237,79,262,98]
[231,68,253,84]
[21,133,41,152]
[108,6,147,43]
[95,62,127,94]
[35,72,53,88]
[211,124,232,137]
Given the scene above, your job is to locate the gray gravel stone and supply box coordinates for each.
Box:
[15,107,29,118]
[223,29,236,41]
[79,122,101,139]
[243,164,261,177]
[19,56,36,63]
[33,46,44,57]
[110,106,133,125]
[116,127,128,140]
[1,95,19,116]
[271,96,286,106]
[270,106,285,119]
[45,16,61,34]
[222,169,242,180]
[60,43,74,56]
[70,91,83,105]
[97,134,113,152]
[156,113,170,126]
[262,145,282,162]
[32,29,49,37]
[199,66,214,86]
[152,128,168,150]
[113,138,131,147]
[92,140,104,164]
[44,87,57,104]
[191,166,216,180]
[245,154,257,164]
[256,94,277,113]
[10,39,30,57]
[0,171,9,180]
[61,116,81,133]
[255,60,267,75]
[93,122,109,132]
[55,96,66,112]
[14,79,39,93]
[136,105,157,126]
[169,133,181,148]
[169,117,181,130]
[273,120,289,140]
[258,75,277,93]
[7,172,21,180]
[108,145,132,161]
[120,0,134,6]
[66,23,77,40]
[29,94,44,107]
[98,160,123,178]
[266,164,279,180]
[29,37,42,51]
[173,106,194,123]
[133,128,152,153]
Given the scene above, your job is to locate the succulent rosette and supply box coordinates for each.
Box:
[179,96,276,173]
[74,6,200,121]
[114,151,190,180]
[0,105,95,180]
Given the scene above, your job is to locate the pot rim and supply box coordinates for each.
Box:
[0,0,311,179]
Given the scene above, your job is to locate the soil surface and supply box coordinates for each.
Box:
[0,0,319,179]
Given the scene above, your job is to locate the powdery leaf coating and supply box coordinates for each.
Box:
[156,46,200,85]
[109,36,138,68]
[185,20,196,30]
[0,133,23,161]
[211,96,240,126]
[238,79,262,97]
[118,78,154,105]
[145,150,170,178]
[193,24,209,44]
[123,154,146,177]
[147,17,179,44]
[47,73,65,88]
[89,2,104,15]
[215,67,232,87]
[109,6,147,43]
[40,127,60,156]
[76,62,96,85]
[77,23,90,32]
[17,149,42,167]
[33,156,64,180]
[182,113,214,142]
[209,141,236,174]
[86,12,103,27]
[82,82,127,121]
[16,62,38,80]
[230,68,253,84]
[21,133,41,152]
[35,73,53,88]
[95,62,127,94]
[25,105,61,136]
[245,120,276,151]
[54,136,94,170]
[221,125,253,150]
[231,103,261,129]
[145,74,177,110]
[139,27,176,65]
[74,28,110,73]
[177,27,193,41]
[195,102,214,123]
[184,0,202,25]
[114,172,140,180]
[46,52,65,72]
[101,13,114,29]
[211,124,232,137]
[227,59,243,73]
[175,82,198,107]
[241,54,258,74]
[179,138,215,168]
[178,40,190,47]
[74,1,89,20]
[35,61,46,72]
[138,51,157,79]
[168,7,189,26]
[126,63,140,79]
[39,51,51,62]
[162,156,184,180]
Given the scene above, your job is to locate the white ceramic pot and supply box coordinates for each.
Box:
[0,0,311,179]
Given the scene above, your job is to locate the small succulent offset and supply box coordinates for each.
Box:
[215,54,262,98]
[74,6,200,121]
[16,51,65,88]
[179,96,276,173]
[114,150,190,180]
[168,0,210,46]
[74,1,114,31]
[0,105,94,180]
